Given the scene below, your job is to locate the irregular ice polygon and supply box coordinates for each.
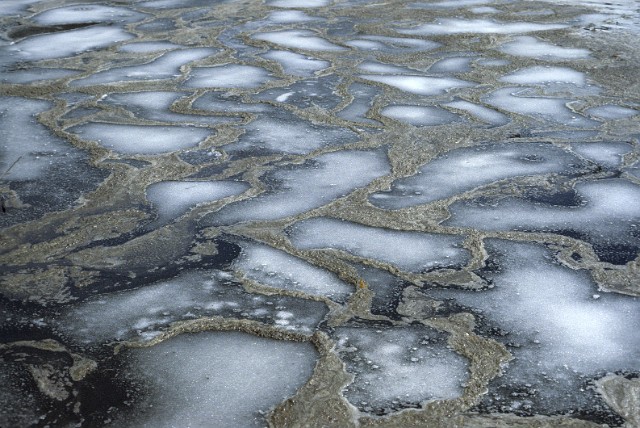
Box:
[369,142,582,209]
[346,35,440,53]
[192,92,272,113]
[429,57,473,73]
[233,242,352,301]
[443,100,509,126]
[146,180,249,224]
[586,104,638,120]
[570,141,632,168]
[268,0,330,7]
[357,61,414,74]
[484,87,597,127]
[253,30,347,51]
[262,50,329,76]
[335,324,468,412]
[119,332,318,428]
[0,0,41,16]
[266,10,319,23]
[500,66,587,85]
[288,217,469,272]
[71,48,216,86]
[32,4,147,25]
[59,270,329,343]
[381,105,462,126]
[359,75,474,96]
[185,64,273,89]
[428,240,640,412]
[255,75,342,109]
[210,149,391,224]
[499,36,591,60]
[399,19,566,35]
[68,123,212,155]
[337,83,380,124]
[0,68,79,84]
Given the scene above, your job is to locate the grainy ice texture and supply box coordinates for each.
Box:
[1,0,639,427]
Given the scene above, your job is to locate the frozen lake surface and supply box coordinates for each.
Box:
[1,0,639,427]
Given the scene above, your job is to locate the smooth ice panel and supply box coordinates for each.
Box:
[146,180,249,224]
[253,30,347,51]
[381,105,461,126]
[262,50,329,76]
[429,57,473,73]
[360,75,474,96]
[443,100,509,126]
[571,142,632,168]
[234,242,352,300]
[370,142,581,209]
[120,332,318,427]
[211,150,391,224]
[499,36,590,60]
[69,123,212,154]
[33,4,147,25]
[399,19,565,35]
[288,217,468,272]
[267,10,318,23]
[587,105,638,120]
[185,64,273,88]
[500,66,587,85]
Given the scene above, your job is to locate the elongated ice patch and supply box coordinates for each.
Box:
[500,66,587,85]
[381,105,461,126]
[262,50,329,76]
[253,30,346,51]
[288,217,468,272]
[443,100,509,126]
[32,4,147,25]
[185,64,273,88]
[360,75,474,96]
[399,19,566,35]
[499,36,590,60]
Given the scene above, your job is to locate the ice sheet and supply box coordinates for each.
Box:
[262,50,329,76]
[443,100,509,126]
[360,75,474,96]
[500,66,587,85]
[288,217,469,272]
[499,36,591,60]
[253,30,347,51]
[185,64,273,89]
[400,19,566,35]
[32,4,147,25]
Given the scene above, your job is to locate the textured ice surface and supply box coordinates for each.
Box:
[429,240,640,412]
[253,30,347,51]
[262,50,329,76]
[381,105,461,126]
[399,19,566,35]
[211,149,391,224]
[360,75,474,96]
[266,10,319,23]
[119,332,318,427]
[225,112,358,155]
[32,4,147,25]
[256,75,342,109]
[146,180,249,224]
[370,142,584,209]
[499,36,591,60]
[410,0,493,9]
[192,92,272,114]
[429,57,473,73]
[288,217,469,272]
[446,179,640,262]
[72,48,216,86]
[500,66,587,86]
[586,104,638,120]
[337,83,380,124]
[268,0,330,7]
[60,270,328,343]
[185,64,273,89]
[570,141,632,168]
[234,242,352,301]
[347,36,440,53]
[443,100,509,126]
[69,123,212,155]
[358,61,414,75]
[0,68,79,84]
[336,324,468,412]
[485,87,598,127]
[0,0,41,16]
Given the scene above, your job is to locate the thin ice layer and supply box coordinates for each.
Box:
[185,64,273,89]
[210,149,391,224]
[360,75,473,96]
[369,142,584,209]
[500,66,587,85]
[499,36,591,60]
[381,105,461,126]
[399,19,566,35]
[262,50,329,76]
[59,270,329,343]
[32,4,147,24]
[428,240,640,413]
[443,100,509,126]
[233,242,352,301]
[118,332,318,427]
[253,30,346,51]
[68,123,212,155]
[335,324,468,412]
[146,180,249,224]
[288,217,469,272]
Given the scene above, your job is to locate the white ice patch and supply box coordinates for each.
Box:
[185,64,273,88]
[0,68,79,84]
[266,10,318,23]
[443,100,509,126]
[499,36,590,60]
[346,36,440,53]
[381,105,461,126]
[446,179,640,247]
[586,105,638,120]
[119,332,317,428]
[357,61,415,74]
[336,325,467,411]
[0,97,74,181]
[571,142,632,168]
[211,149,391,224]
[484,87,598,127]
[71,48,216,86]
[359,75,474,96]
[410,0,492,8]
[0,0,41,16]
[3,26,134,62]
[471,6,500,13]
[119,41,182,53]
[337,83,380,125]
[146,180,249,224]
[288,217,468,272]
[253,30,346,51]
[369,142,583,209]
[234,242,352,300]
[429,57,473,73]
[69,123,212,155]
[262,50,329,76]
[268,0,330,7]
[32,4,147,25]
[59,270,328,343]
[500,66,587,86]
[399,19,566,36]
[428,240,640,410]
